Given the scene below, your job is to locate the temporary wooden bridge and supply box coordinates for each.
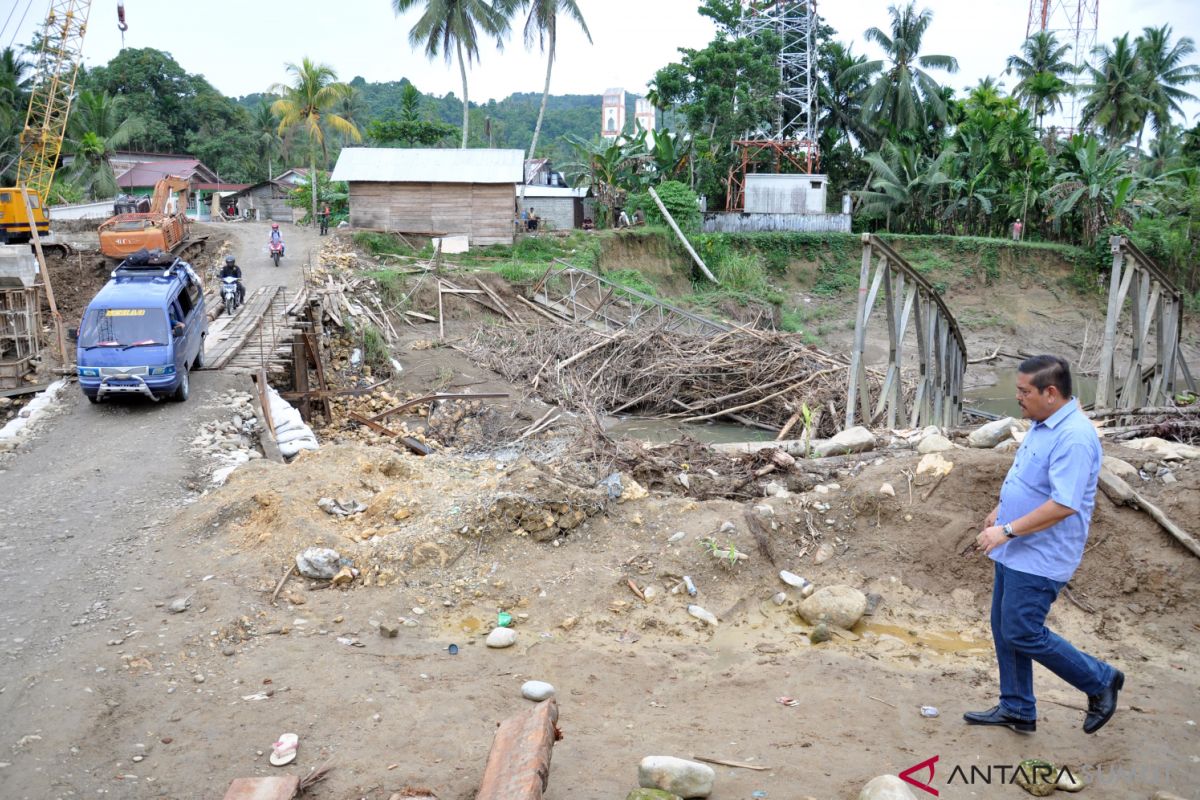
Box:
[846,234,967,429]
[529,260,730,335]
[1095,236,1195,410]
[201,284,306,374]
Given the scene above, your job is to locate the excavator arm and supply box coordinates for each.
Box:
[148,176,192,215]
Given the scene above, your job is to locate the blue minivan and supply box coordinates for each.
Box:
[75,252,208,403]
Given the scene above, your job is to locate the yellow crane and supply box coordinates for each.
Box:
[0,0,91,245]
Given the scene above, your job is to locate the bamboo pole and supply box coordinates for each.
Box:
[647,186,719,284]
[20,187,67,365]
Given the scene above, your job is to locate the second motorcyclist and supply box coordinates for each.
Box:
[219,255,245,305]
[269,222,285,257]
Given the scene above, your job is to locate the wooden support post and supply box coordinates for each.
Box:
[292,339,310,422]
[1095,237,1125,408]
[648,186,719,284]
[19,187,67,365]
[846,236,874,429]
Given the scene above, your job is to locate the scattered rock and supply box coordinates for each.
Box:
[917,434,954,454]
[221,646,236,657]
[379,623,399,638]
[879,482,895,497]
[1162,471,1178,485]
[521,680,555,701]
[813,542,835,564]
[1056,768,1086,792]
[667,531,686,544]
[719,520,737,534]
[560,616,578,631]
[486,627,517,648]
[167,597,190,614]
[627,790,683,800]
[814,426,876,457]
[638,756,715,799]
[916,452,953,477]
[1015,759,1058,796]
[317,497,367,516]
[330,566,355,587]
[295,548,341,580]
[857,775,917,800]
[771,592,788,606]
[810,621,832,643]
[798,585,868,629]
[967,417,1016,448]
[687,605,719,626]
[642,585,660,603]
[1098,469,1135,505]
[1103,456,1139,481]
[1122,437,1200,461]
[193,674,205,684]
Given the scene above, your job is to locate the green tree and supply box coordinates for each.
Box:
[1134,25,1200,148]
[62,90,144,199]
[842,2,959,140]
[1006,31,1075,131]
[1080,34,1149,146]
[856,140,954,232]
[271,58,362,222]
[252,100,283,180]
[1044,135,1139,244]
[506,0,591,213]
[392,0,509,148]
[819,41,879,151]
[0,47,33,182]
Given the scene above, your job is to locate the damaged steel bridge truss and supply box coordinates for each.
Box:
[847,234,967,429]
[1096,236,1195,409]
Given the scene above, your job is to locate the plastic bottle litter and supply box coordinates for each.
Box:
[497,612,513,628]
[920,706,940,718]
[779,570,815,597]
[687,604,719,626]
[682,576,698,597]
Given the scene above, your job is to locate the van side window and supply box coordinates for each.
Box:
[177,289,193,317]
[186,282,202,309]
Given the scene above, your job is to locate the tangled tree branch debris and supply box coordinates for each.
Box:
[469,324,889,436]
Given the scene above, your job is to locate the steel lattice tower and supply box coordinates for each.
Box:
[737,0,819,145]
[1025,0,1099,129]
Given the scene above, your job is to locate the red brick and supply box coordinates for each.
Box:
[476,699,561,800]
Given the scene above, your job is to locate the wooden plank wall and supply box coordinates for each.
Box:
[349,182,515,246]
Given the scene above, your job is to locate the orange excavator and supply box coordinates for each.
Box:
[97,175,195,260]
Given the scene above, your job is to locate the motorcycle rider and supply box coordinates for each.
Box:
[219,255,245,305]
[269,222,285,257]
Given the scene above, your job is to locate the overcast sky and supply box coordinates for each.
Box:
[5,0,1199,124]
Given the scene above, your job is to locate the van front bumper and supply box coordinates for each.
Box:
[80,374,177,400]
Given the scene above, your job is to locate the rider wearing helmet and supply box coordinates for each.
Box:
[269,222,285,257]
[219,255,245,304]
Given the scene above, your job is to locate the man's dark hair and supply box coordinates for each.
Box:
[1019,354,1072,398]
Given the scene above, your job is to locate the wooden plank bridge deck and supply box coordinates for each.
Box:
[201,285,302,373]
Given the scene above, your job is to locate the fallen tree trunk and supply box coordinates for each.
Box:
[1098,470,1200,559]
[476,699,561,800]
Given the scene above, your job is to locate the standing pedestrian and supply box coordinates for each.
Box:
[965,354,1122,735]
[319,203,331,236]
[1012,218,1024,241]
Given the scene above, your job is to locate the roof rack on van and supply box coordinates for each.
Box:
[113,248,184,278]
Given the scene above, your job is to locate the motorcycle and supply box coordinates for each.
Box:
[220,276,241,315]
[269,240,284,267]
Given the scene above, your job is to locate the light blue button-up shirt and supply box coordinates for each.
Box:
[991,399,1102,582]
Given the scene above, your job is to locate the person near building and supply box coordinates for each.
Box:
[964,354,1122,736]
[1012,218,1024,241]
[319,203,331,235]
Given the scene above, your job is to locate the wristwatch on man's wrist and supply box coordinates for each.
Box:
[1002,523,1016,539]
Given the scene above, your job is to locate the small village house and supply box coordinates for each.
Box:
[331,148,524,246]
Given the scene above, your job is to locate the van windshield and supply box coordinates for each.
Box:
[79,308,169,348]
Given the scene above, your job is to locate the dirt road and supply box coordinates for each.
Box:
[0,218,319,798]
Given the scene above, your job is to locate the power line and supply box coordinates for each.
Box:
[6,0,37,51]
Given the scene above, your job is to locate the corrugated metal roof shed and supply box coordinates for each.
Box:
[332,148,524,184]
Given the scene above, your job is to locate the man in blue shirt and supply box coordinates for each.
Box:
[965,355,1122,735]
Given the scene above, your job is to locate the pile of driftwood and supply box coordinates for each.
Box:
[1088,404,1200,444]
[471,324,882,436]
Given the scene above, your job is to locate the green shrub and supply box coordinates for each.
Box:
[511,236,562,261]
[493,261,549,283]
[714,251,768,294]
[642,180,701,233]
[362,324,389,371]
[606,269,658,297]
[354,231,409,257]
[370,270,408,307]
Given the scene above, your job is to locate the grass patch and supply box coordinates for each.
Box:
[354,231,410,257]
[714,251,769,294]
[361,323,389,371]
[368,269,409,307]
[605,269,658,297]
[492,261,549,283]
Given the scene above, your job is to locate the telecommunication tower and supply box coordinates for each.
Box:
[726,0,820,211]
[1025,0,1099,129]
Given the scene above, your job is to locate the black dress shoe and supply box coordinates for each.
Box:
[1083,670,1124,734]
[963,705,1036,733]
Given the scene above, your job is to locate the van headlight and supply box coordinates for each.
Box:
[77,367,99,377]
[148,365,176,376]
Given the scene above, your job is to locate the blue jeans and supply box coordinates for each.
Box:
[991,562,1114,720]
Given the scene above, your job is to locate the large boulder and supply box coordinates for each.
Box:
[917,434,954,454]
[1102,456,1139,481]
[638,757,715,799]
[967,417,1016,448]
[858,775,917,800]
[798,585,868,629]
[814,426,877,457]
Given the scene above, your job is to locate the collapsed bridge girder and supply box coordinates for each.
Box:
[846,234,967,430]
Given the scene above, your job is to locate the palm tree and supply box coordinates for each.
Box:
[857,139,954,232]
[841,2,959,138]
[820,42,879,151]
[1135,25,1200,148]
[1006,31,1074,131]
[1044,135,1138,244]
[271,58,362,223]
[1080,35,1149,146]
[506,0,591,212]
[62,91,144,199]
[392,0,509,148]
[251,100,282,181]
